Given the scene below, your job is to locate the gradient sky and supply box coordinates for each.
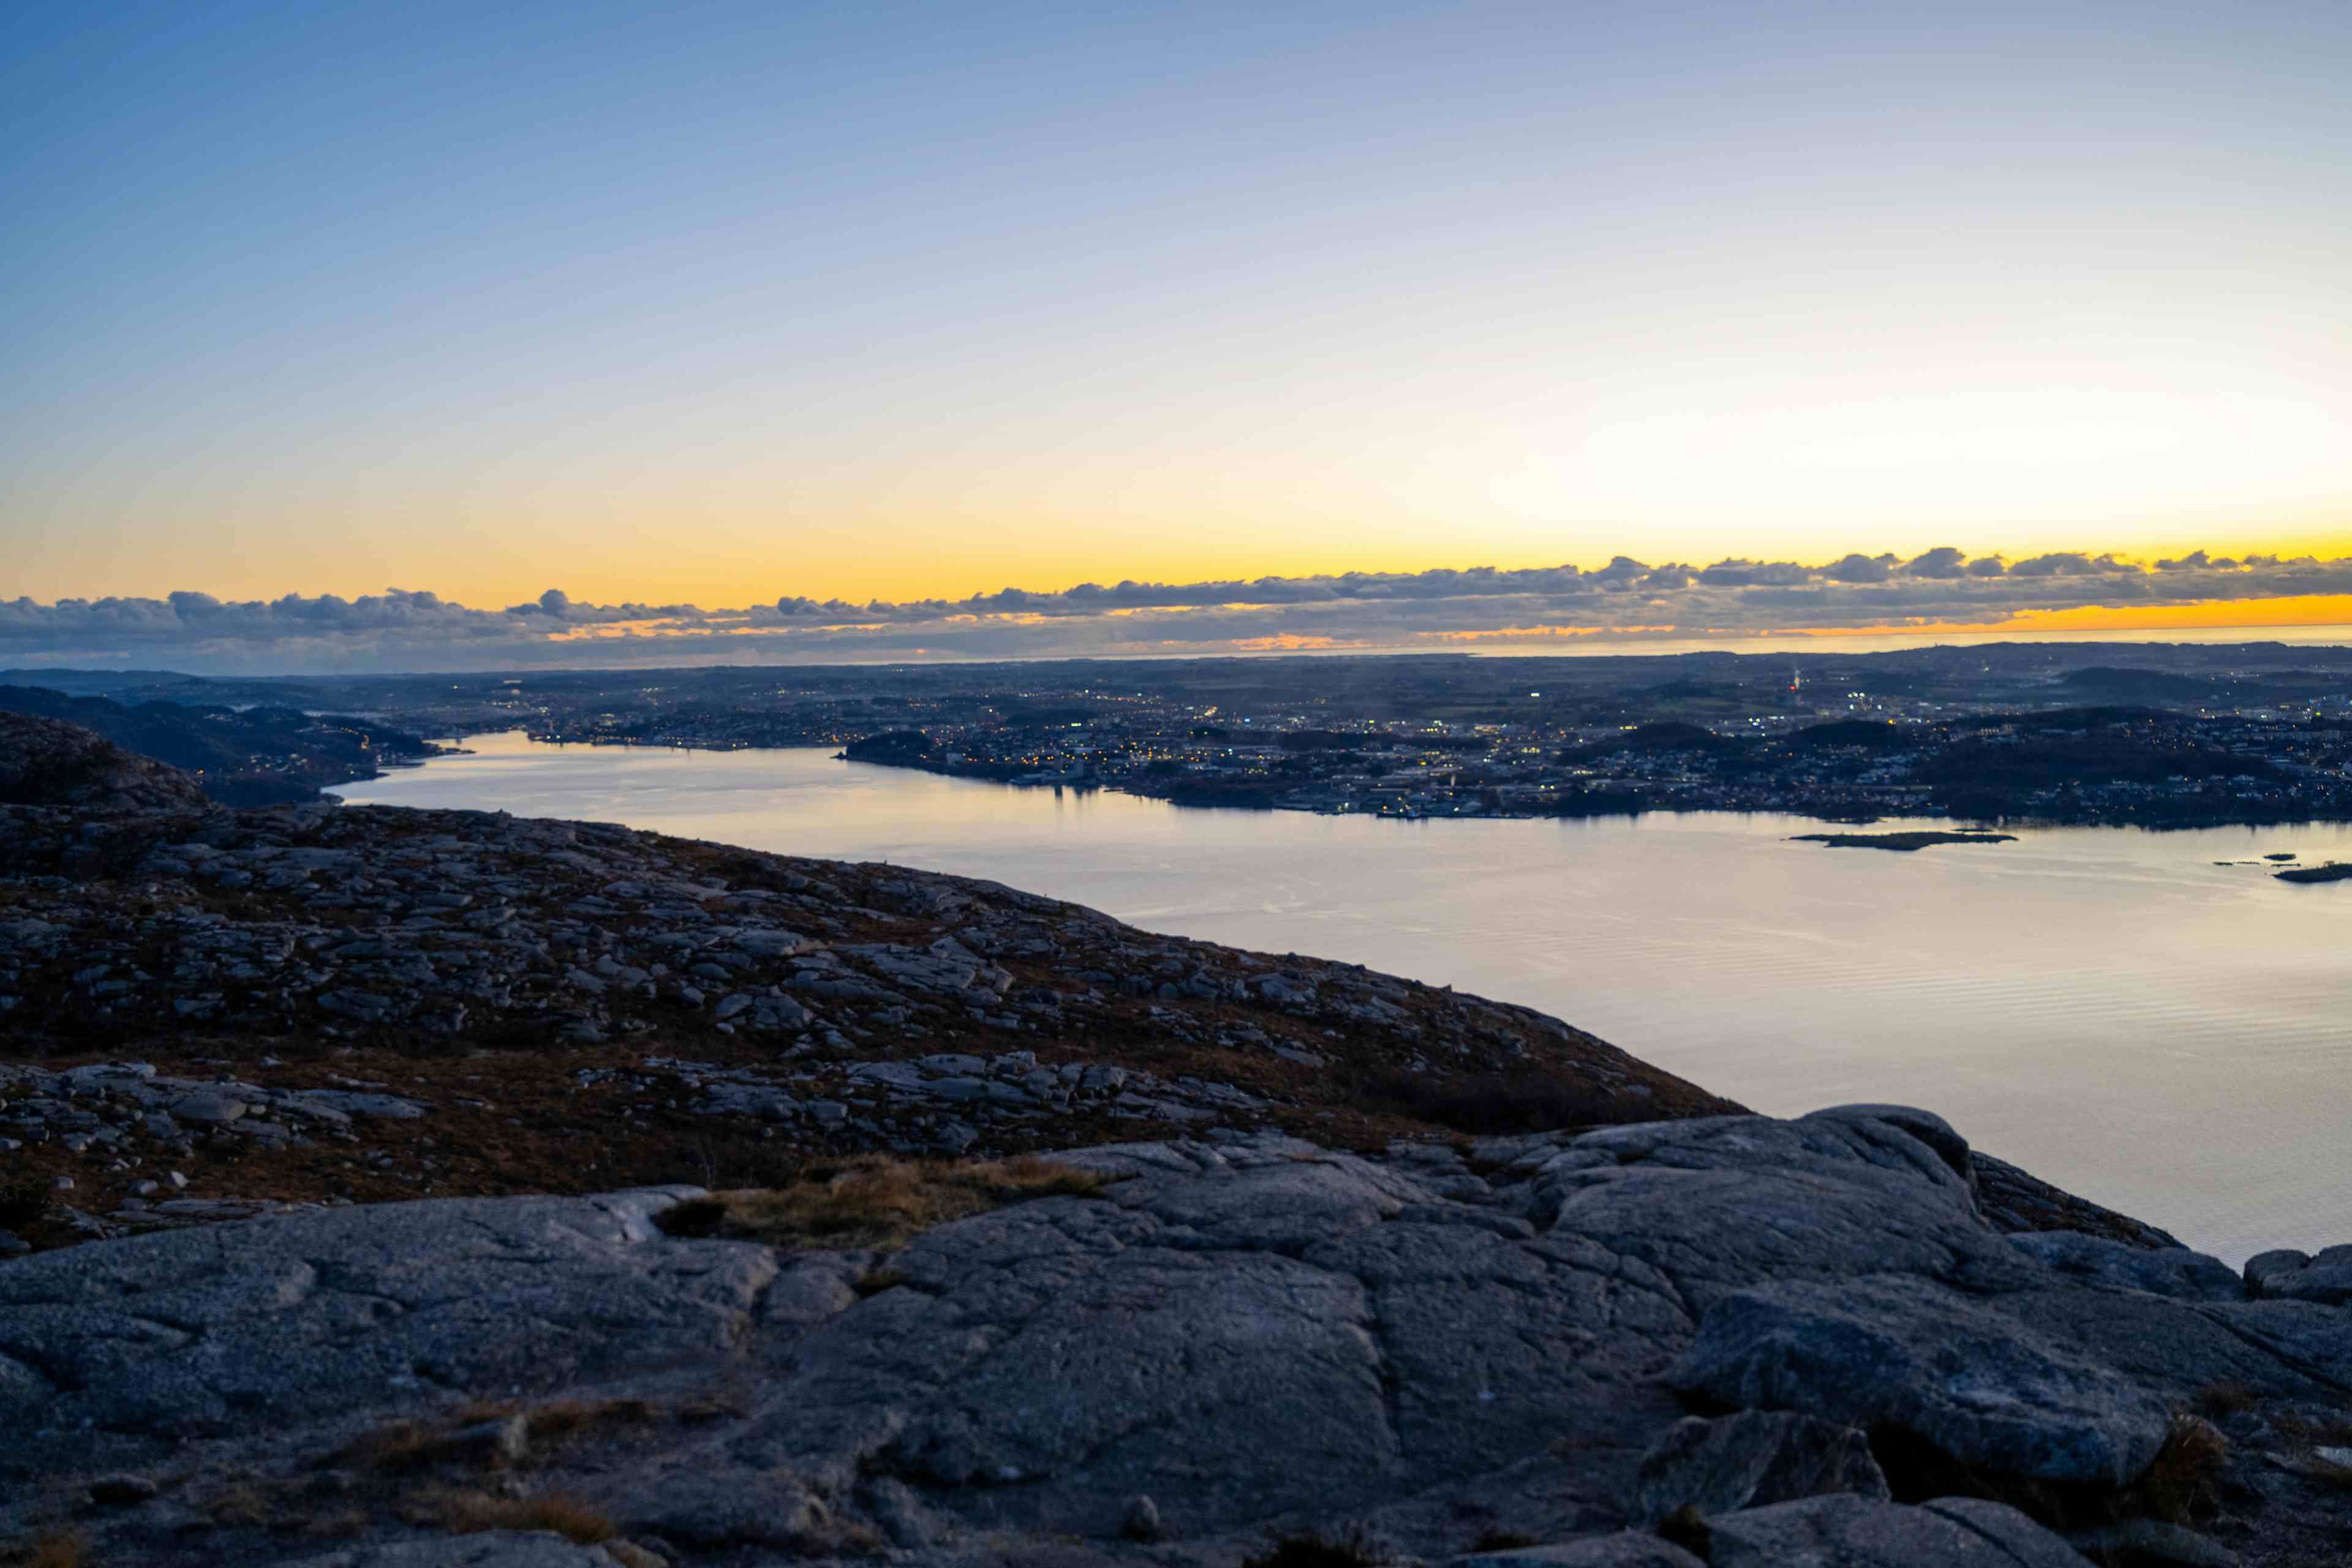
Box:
[6,0,2350,620]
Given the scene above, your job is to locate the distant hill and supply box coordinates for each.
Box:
[0,709,211,812]
[0,668,333,707]
[0,686,434,804]
[2060,666,2217,704]
[1789,719,1913,750]
[1563,720,1727,762]
[0,667,201,697]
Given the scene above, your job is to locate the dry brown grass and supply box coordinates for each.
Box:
[24,1533,87,1568]
[2275,1408,2352,1449]
[2127,1414,2228,1525]
[1656,1504,1713,1557]
[674,1388,749,1425]
[330,1419,445,1473]
[335,1396,663,1477]
[2195,1381,2261,1418]
[1241,1524,1397,1568]
[1466,1526,1539,1551]
[300,1508,369,1540]
[404,1487,616,1545]
[655,1154,1113,1252]
[453,1396,658,1446]
[204,1486,271,1526]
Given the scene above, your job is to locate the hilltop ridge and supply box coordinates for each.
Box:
[1,715,1739,1251]
[0,708,212,813]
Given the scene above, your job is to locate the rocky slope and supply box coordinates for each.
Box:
[0,717,1732,1252]
[0,709,211,813]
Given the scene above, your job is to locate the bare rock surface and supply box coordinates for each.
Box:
[1672,1273,2174,1487]
[0,1186,761,1439]
[1702,1494,2085,1567]
[1632,1411,1890,1522]
[7,1104,2352,1566]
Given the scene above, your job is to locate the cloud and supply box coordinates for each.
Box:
[4,545,2350,672]
[1825,552,1898,584]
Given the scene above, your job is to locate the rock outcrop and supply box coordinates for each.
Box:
[0,708,211,812]
[8,1106,2352,1566]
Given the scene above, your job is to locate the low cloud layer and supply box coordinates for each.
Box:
[6,547,2350,673]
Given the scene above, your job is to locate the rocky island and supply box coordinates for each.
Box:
[6,713,2352,1568]
[1789,831,2020,852]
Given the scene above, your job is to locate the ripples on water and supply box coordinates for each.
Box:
[339,732,2352,1264]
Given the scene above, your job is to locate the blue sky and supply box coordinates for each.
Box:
[4,1,2348,654]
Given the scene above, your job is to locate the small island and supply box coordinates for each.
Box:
[1790,829,2018,852]
[2274,861,2352,884]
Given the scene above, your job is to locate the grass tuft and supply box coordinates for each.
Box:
[453,1396,658,1445]
[335,1395,665,1476]
[655,1154,1114,1253]
[330,1419,442,1473]
[1242,1523,1396,1568]
[1656,1504,1713,1556]
[1467,1525,1540,1551]
[26,1533,87,1568]
[0,1179,47,1229]
[2195,1381,2260,1419]
[204,1486,271,1526]
[407,1487,616,1545]
[1349,1068,1632,1136]
[2127,1413,2228,1525]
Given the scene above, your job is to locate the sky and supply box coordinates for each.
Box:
[4,1,2350,669]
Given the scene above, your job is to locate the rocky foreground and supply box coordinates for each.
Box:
[8,716,2352,1566]
[7,1111,2352,1567]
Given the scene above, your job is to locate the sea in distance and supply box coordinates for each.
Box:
[338,730,2352,1265]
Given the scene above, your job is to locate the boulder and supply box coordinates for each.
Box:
[1632,1411,1888,1522]
[2005,1231,2243,1302]
[2244,1243,2352,1305]
[1705,1494,2084,1567]
[2243,1248,2309,1295]
[1548,1113,2033,1311]
[1802,1104,1974,1186]
[1673,1274,2173,1487]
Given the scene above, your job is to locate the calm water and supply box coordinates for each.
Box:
[339,732,2352,1264]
